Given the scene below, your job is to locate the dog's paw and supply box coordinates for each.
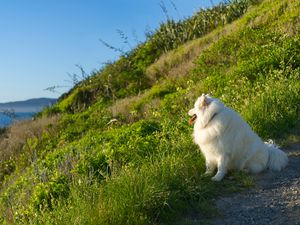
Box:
[211,176,222,182]
[201,170,214,178]
[204,170,213,176]
[211,173,224,182]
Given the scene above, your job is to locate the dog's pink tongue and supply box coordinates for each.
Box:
[189,114,197,125]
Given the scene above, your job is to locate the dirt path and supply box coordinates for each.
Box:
[213,142,300,225]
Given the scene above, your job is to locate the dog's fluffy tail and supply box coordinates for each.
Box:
[265,140,288,171]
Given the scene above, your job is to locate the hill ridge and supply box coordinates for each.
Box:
[0,97,56,112]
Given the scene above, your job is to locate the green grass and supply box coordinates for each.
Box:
[1,0,300,224]
[18,117,253,225]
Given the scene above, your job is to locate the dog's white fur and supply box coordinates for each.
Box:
[189,94,288,181]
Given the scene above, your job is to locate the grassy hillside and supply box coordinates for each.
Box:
[1,0,300,224]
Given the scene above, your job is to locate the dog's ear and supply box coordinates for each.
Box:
[206,93,212,98]
[199,94,209,107]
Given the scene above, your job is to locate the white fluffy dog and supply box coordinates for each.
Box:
[188,94,288,181]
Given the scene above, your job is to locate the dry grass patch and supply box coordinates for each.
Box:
[145,36,213,82]
[109,93,148,123]
[0,115,60,182]
[109,92,161,123]
[145,19,243,84]
[0,116,59,159]
[109,96,138,118]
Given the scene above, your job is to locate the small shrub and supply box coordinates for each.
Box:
[32,174,70,211]
[75,152,109,181]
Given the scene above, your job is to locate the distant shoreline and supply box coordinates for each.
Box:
[0,97,56,127]
[0,112,36,127]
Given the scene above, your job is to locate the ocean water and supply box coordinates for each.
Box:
[0,112,36,127]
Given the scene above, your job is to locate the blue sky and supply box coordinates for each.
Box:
[0,0,221,103]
